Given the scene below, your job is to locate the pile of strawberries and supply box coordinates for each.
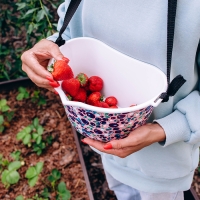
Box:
[49,57,118,108]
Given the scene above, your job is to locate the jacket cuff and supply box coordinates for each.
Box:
[154,110,191,147]
[46,33,59,43]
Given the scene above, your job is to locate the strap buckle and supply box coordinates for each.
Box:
[161,75,186,102]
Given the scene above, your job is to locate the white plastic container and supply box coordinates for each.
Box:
[51,37,167,142]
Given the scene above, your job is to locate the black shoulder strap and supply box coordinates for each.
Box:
[55,0,186,102]
[55,0,82,47]
[160,0,186,102]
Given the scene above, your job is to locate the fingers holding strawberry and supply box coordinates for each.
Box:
[48,58,74,81]
[21,39,65,91]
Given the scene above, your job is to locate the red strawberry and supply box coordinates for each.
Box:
[105,96,118,106]
[109,105,118,109]
[87,92,103,106]
[88,76,103,92]
[62,57,70,63]
[61,78,80,97]
[76,73,89,87]
[49,58,74,81]
[98,101,109,108]
[73,88,87,102]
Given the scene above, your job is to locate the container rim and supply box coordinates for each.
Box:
[55,37,168,113]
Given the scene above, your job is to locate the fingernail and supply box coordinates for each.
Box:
[54,90,58,95]
[49,81,60,88]
[62,57,70,63]
[104,143,112,150]
[46,76,54,82]
[81,139,88,144]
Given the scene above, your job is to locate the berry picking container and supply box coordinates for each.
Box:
[50,37,167,142]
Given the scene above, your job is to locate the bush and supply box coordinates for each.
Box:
[0,0,63,81]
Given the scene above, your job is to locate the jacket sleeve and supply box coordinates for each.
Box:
[155,44,200,147]
[155,91,200,146]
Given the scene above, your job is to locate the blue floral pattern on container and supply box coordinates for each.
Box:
[64,105,154,142]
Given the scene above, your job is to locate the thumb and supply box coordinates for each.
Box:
[104,137,132,150]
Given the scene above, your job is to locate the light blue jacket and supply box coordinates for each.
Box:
[48,0,200,193]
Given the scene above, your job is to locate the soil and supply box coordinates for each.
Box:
[0,84,89,200]
[78,135,117,200]
[192,169,200,199]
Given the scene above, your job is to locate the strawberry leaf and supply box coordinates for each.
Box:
[6,171,20,184]
[28,175,38,187]
[35,162,43,174]
[8,161,21,171]
[25,166,37,179]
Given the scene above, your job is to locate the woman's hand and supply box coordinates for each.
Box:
[82,123,166,158]
[21,39,64,92]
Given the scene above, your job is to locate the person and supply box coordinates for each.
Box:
[21,1,200,199]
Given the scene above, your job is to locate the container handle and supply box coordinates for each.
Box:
[151,95,163,107]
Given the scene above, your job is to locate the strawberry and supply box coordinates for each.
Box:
[73,88,87,102]
[76,73,89,87]
[109,105,118,109]
[98,101,109,108]
[65,93,72,101]
[88,76,103,92]
[61,78,80,97]
[87,92,103,106]
[105,96,118,106]
[62,57,70,63]
[48,58,74,81]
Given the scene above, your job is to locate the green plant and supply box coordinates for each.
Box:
[0,99,10,112]
[33,142,46,156]
[1,161,22,188]
[56,182,71,200]
[16,87,30,100]
[31,90,46,106]
[41,169,71,200]
[0,0,62,81]
[32,118,44,144]
[46,135,53,145]
[25,161,44,187]
[15,195,24,200]
[16,194,48,200]
[16,87,46,106]
[16,0,56,39]
[16,118,43,146]
[0,115,4,133]
[0,99,14,133]
[10,150,21,161]
[29,194,48,200]
[31,118,46,155]
[16,125,32,146]
[47,168,61,190]
[17,117,52,155]
[0,154,9,173]
[41,187,50,199]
